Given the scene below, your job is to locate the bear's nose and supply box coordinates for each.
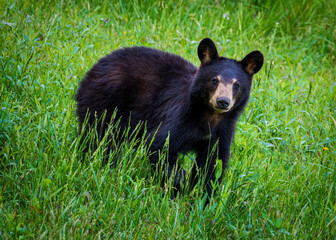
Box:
[217,97,230,110]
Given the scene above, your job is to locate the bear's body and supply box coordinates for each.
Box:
[76,38,263,202]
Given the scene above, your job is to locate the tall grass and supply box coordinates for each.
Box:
[1,0,335,238]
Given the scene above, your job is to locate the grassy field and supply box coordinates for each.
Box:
[1,0,335,239]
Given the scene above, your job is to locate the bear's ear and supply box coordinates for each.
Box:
[198,38,219,66]
[240,51,264,76]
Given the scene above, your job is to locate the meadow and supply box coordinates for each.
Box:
[1,0,335,238]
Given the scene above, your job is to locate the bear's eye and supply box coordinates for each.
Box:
[211,78,219,86]
[234,82,240,90]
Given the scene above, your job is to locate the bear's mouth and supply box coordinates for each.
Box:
[213,106,231,113]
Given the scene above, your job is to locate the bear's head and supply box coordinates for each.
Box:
[192,38,263,115]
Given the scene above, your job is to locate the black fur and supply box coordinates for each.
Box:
[76,38,263,204]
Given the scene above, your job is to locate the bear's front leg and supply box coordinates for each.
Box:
[192,138,229,206]
[196,150,218,206]
[149,150,186,197]
[164,153,186,197]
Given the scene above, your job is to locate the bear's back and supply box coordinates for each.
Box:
[76,46,198,130]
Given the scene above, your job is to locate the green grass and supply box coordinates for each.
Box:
[1,0,335,238]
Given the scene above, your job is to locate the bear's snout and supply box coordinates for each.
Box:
[217,97,230,110]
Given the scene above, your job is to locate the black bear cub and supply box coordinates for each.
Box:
[76,38,263,203]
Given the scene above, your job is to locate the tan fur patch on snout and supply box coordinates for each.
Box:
[209,78,236,113]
